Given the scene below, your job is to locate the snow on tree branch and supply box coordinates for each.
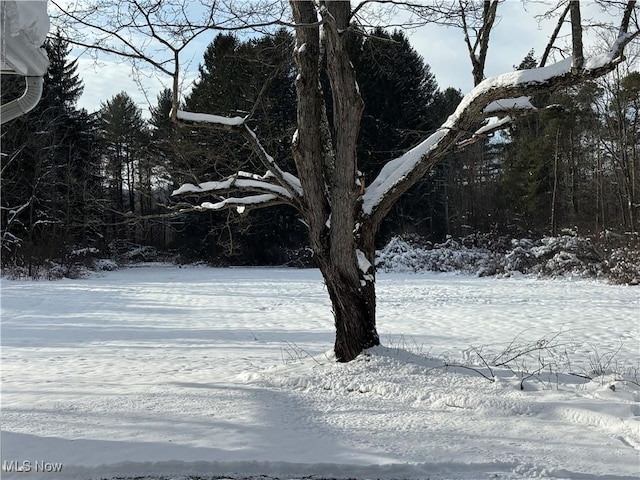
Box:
[484,97,536,115]
[199,193,287,215]
[172,170,299,216]
[362,20,638,223]
[172,124,302,214]
[172,110,302,218]
[455,116,513,150]
[174,110,303,202]
[172,172,295,200]
[361,56,575,215]
[1,198,33,227]
[473,116,513,136]
[242,126,303,198]
[362,128,448,215]
[451,96,538,149]
[172,173,293,215]
[176,110,246,126]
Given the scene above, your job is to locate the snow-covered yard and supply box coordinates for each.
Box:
[1,266,639,480]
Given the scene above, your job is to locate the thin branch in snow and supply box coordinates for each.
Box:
[450,95,540,147]
[2,198,33,225]
[173,110,303,213]
[241,125,304,199]
[540,3,571,68]
[456,116,512,149]
[474,116,513,136]
[198,193,287,215]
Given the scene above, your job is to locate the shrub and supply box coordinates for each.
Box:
[376,233,638,284]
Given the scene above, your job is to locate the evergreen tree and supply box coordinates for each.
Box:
[347,27,461,240]
[99,92,150,240]
[516,49,537,70]
[149,88,178,192]
[1,33,101,272]
[42,32,84,113]
[491,50,614,235]
[173,30,303,264]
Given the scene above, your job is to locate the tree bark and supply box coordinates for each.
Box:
[317,232,379,362]
[320,260,379,362]
[289,1,380,362]
[570,1,584,70]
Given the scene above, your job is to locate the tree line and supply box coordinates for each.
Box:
[1,30,638,275]
[443,50,640,240]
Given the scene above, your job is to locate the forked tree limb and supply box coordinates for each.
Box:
[174,112,303,205]
[362,17,639,231]
[460,0,499,87]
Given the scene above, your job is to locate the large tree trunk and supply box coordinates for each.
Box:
[322,262,379,362]
[290,0,380,362]
[316,234,380,362]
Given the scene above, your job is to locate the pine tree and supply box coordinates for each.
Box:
[1,33,101,272]
[41,32,84,114]
[149,88,178,189]
[174,30,303,264]
[99,92,149,241]
[496,50,609,235]
[348,27,460,240]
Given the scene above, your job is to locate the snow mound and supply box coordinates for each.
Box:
[377,234,640,284]
[376,236,497,276]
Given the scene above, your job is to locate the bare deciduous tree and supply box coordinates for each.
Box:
[54,0,639,362]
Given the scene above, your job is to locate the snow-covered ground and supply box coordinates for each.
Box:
[1,266,639,480]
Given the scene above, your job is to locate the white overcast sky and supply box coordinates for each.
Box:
[69,1,636,116]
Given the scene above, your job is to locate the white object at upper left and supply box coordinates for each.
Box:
[1,0,50,76]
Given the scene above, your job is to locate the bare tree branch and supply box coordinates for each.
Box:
[469,0,499,86]
[197,193,289,215]
[174,111,303,204]
[540,2,571,68]
[619,0,638,34]
[363,15,638,229]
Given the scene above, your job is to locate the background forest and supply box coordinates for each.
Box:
[1,31,639,279]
